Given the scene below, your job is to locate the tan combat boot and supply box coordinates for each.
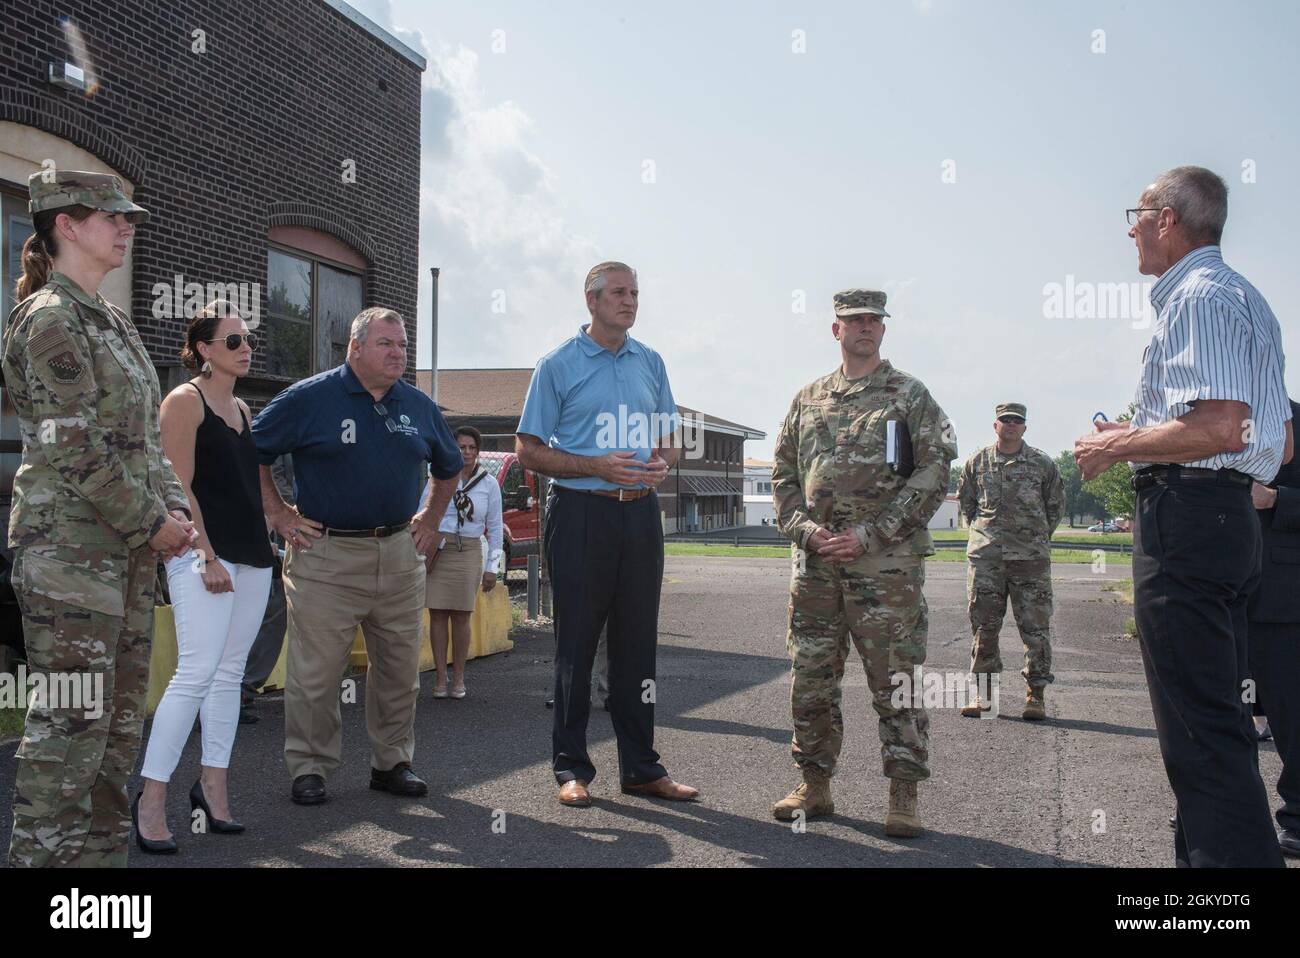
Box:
[960,673,994,717]
[884,779,923,837]
[772,769,834,821]
[1023,686,1046,721]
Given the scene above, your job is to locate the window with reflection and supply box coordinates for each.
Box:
[266,237,365,380]
[1,187,34,498]
[267,249,313,379]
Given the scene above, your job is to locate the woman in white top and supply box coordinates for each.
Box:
[424,426,503,698]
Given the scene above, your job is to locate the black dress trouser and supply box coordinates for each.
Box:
[1249,620,1300,834]
[546,488,668,786]
[1133,478,1284,867]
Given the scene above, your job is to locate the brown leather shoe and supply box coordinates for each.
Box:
[558,780,591,807]
[621,776,700,802]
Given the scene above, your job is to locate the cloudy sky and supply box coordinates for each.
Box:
[352,0,1299,462]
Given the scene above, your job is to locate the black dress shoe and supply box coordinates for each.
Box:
[131,792,178,855]
[291,774,327,805]
[370,762,428,797]
[238,707,259,725]
[1281,829,1300,857]
[190,780,245,833]
[1168,815,1176,829]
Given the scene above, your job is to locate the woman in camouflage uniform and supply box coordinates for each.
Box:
[2,170,195,867]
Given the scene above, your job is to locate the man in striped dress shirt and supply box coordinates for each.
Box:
[1074,166,1293,868]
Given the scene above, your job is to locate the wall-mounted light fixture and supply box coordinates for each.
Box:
[47,61,86,93]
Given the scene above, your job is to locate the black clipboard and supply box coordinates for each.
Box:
[886,419,914,478]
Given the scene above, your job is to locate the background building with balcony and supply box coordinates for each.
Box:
[423,367,765,534]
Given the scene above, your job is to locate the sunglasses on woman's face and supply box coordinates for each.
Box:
[208,333,257,350]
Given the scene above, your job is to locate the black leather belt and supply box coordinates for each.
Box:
[1131,465,1251,492]
[561,487,652,502]
[323,521,411,538]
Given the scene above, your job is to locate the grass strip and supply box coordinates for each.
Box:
[664,543,1129,564]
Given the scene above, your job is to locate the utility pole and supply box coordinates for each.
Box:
[429,266,440,402]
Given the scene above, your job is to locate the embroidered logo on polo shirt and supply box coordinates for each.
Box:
[46,350,86,384]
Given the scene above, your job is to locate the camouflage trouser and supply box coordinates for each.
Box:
[967,556,1054,689]
[8,547,155,868]
[787,548,929,782]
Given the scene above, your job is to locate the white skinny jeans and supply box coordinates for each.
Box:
[140,551,272,781]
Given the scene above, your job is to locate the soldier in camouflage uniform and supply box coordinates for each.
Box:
[2,171,195,866]
[772,289,956,836]
[956,403,1064,721]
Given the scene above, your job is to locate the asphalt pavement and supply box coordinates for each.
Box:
[0,555,1292,868]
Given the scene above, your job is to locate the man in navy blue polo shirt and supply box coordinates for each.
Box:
[253,307,462,806]
[518,261,699,808]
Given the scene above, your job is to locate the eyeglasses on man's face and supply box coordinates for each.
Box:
[998,416,1025,425]
[1126,208,1162,226]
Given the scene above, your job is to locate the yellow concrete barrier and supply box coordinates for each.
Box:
[147,582,514,713]
[147,607,179,715]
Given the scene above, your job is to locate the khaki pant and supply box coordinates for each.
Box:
[282,530,425,779]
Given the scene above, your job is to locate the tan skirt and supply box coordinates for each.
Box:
[425,536,482,612]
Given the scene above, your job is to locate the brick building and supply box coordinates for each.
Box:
[0,0,426,636]
[0,0,425,403]
[424,367,765,533]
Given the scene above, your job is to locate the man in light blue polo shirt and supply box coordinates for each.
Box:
[517,261,699,807]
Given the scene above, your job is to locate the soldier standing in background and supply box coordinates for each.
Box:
[957,404,1064,720]
[771,288,956,836]
[3,171,195,866]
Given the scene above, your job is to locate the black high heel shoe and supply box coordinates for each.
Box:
[131,792,178,855]
[189,779,245,834]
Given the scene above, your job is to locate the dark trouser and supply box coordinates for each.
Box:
[546,488,667,787]
[1248,620,1300,833]
[1133,479,1284,867]
[242,573,286,698]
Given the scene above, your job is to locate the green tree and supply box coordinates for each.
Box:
[948,464,961,495]
[1082,463,1135,519]
[1055,451,1103,526]
[1080,405,1137,520]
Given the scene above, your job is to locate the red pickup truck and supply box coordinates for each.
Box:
[478,451,541,570]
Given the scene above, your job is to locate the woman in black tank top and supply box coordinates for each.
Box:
[134,301,274,853]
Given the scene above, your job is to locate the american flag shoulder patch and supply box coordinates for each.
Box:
[27,324,71,358]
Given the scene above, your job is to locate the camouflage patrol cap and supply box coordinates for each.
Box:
[996,402,1027,420]
[833,288,890,318]
[27,170,150,224]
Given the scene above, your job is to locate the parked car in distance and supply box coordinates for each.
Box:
[1087,521,1119,533]
[478,451,541,571]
